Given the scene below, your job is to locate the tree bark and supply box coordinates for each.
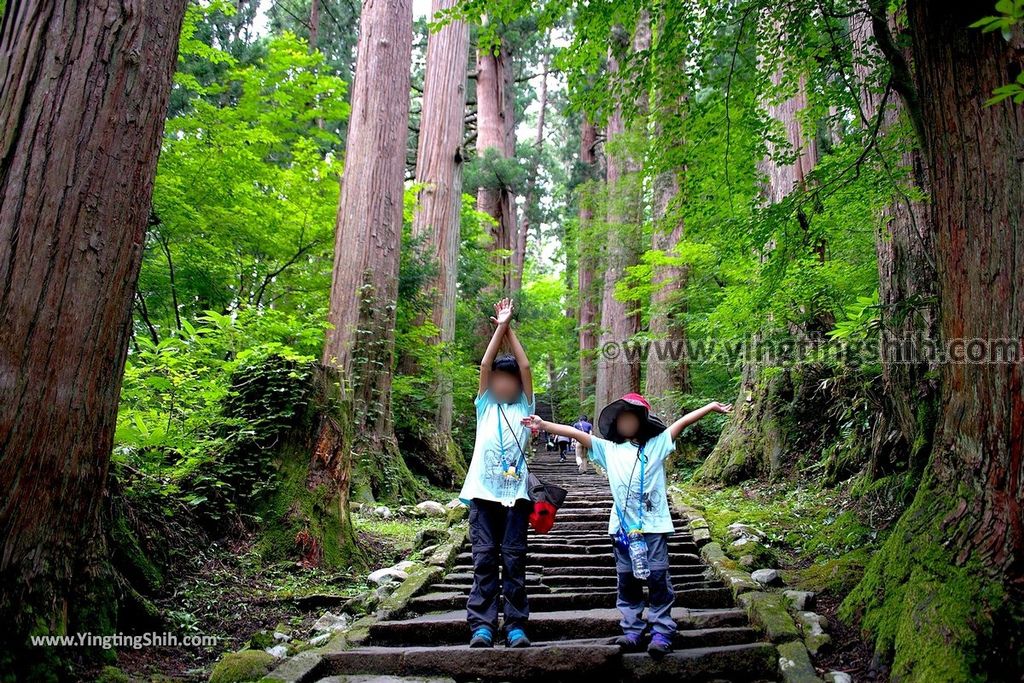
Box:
[577,118,600,404]
[645,166,689,417]
[0,0,187,666]
[406,0,469,482]
[512,47,550,292]
[475,26,517,293]
[850,8,937,479]
[593,22,649,420]
[844,4,1024,679]
[320,0,419,501]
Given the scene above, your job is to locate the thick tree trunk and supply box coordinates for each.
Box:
[850,10,937,479]
[577,118,600,404]
[844,5,1023,680]
[405,0,470,485]
[512,49,550,292]
[321,0,419,502]
[645,167,689,417]
[475,31,517,293]
[593,22,649,420]
[0,0,187,668]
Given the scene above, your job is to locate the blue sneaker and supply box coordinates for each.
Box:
[469,627,493,648]
[648,632,673,657]
[614,632,644,651]
[506,627,531,648]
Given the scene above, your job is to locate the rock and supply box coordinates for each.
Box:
[688,516,710,530]
[393,560,417,572]
[375,583,397,600]
[246,629,275,650]
[372,505,392,518]
[416,500,447,517]
[739,554,756,567]
[273,630,290,642]
[418,544,438,556]
[738,591,800,642]
[751,568,783,586]
[208,650,276,683]
[265,644,289,659]
[446,505,469,526]
[311,611,350,634]
[398,505,427,518]
[798,611,832,655]
[824,672,852,683]
[727,522,763,540]
[784,589,817,611]
[414,527,447,549]
[368,567,409,584]
[692,527,712,545]
[776,640,823,683]
[308,632,332,647]
[446,498,465,509]
[350,501,364,512]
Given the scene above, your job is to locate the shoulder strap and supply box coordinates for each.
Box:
[497,404,529,474]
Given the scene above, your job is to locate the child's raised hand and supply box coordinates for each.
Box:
[521,414,543,431]
[491,298,514,326]
[708,401,733,414]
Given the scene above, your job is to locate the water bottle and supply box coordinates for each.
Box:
[499,465,519,507]
[627,529,650,579]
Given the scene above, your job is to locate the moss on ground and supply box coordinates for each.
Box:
[208,650,276,683]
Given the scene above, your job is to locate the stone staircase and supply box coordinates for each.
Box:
[313,449,780,682]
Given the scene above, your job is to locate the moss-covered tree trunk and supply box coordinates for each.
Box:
[0,0,186,674]
[322,0,421,503]
[842,4,1023,680]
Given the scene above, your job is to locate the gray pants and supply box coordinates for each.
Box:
[611,532,677,636]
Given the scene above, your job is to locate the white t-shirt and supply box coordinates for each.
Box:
[458,390,535,505]
[588,430,676,535]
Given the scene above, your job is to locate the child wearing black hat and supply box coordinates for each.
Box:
[523,393,731,657]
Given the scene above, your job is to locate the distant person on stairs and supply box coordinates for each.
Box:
[523,393,732,658]
[572,415,593,474]
[458,298,534,650]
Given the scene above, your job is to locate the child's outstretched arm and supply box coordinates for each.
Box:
[666,401,732,439]
[503,325,533,398]
[522,416,592,449]
[478,298,513,396]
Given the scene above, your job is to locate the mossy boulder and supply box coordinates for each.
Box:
[95,666,131,683]
[208,650,276,683]
[739,591,800,643]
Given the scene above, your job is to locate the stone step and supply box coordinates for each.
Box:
[366,608,749,646]
[435,575,716,591]
[527,541,699,555]
[454,551,705,567]
[318,640,777,682]
[407,586,732,613]
[429,578,718,596]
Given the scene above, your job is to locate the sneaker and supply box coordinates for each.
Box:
[648,632,673,657]
[506,627,531,648]
[469,627,494,648]
[614,632,644,652]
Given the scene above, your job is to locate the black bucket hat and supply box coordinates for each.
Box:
[598,392,668,443]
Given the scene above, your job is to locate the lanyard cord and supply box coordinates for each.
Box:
[497,404,528,475]
[614,444,646,531]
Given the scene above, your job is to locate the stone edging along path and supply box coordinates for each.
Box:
[263,450,848,683]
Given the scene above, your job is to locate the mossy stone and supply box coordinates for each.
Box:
[208,650,276,683]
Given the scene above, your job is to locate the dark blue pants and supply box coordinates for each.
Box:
[611,532,677,636]
[466,498,531,633]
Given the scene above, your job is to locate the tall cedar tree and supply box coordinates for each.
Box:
[0,0,188,671]
[319,0,416,501]
[411,0,470,436]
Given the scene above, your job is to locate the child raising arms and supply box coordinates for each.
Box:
[457,298,535,649]
[523,393,731,657]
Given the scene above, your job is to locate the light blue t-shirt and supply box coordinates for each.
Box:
[589,430,676,535]
[458,390,535,505]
